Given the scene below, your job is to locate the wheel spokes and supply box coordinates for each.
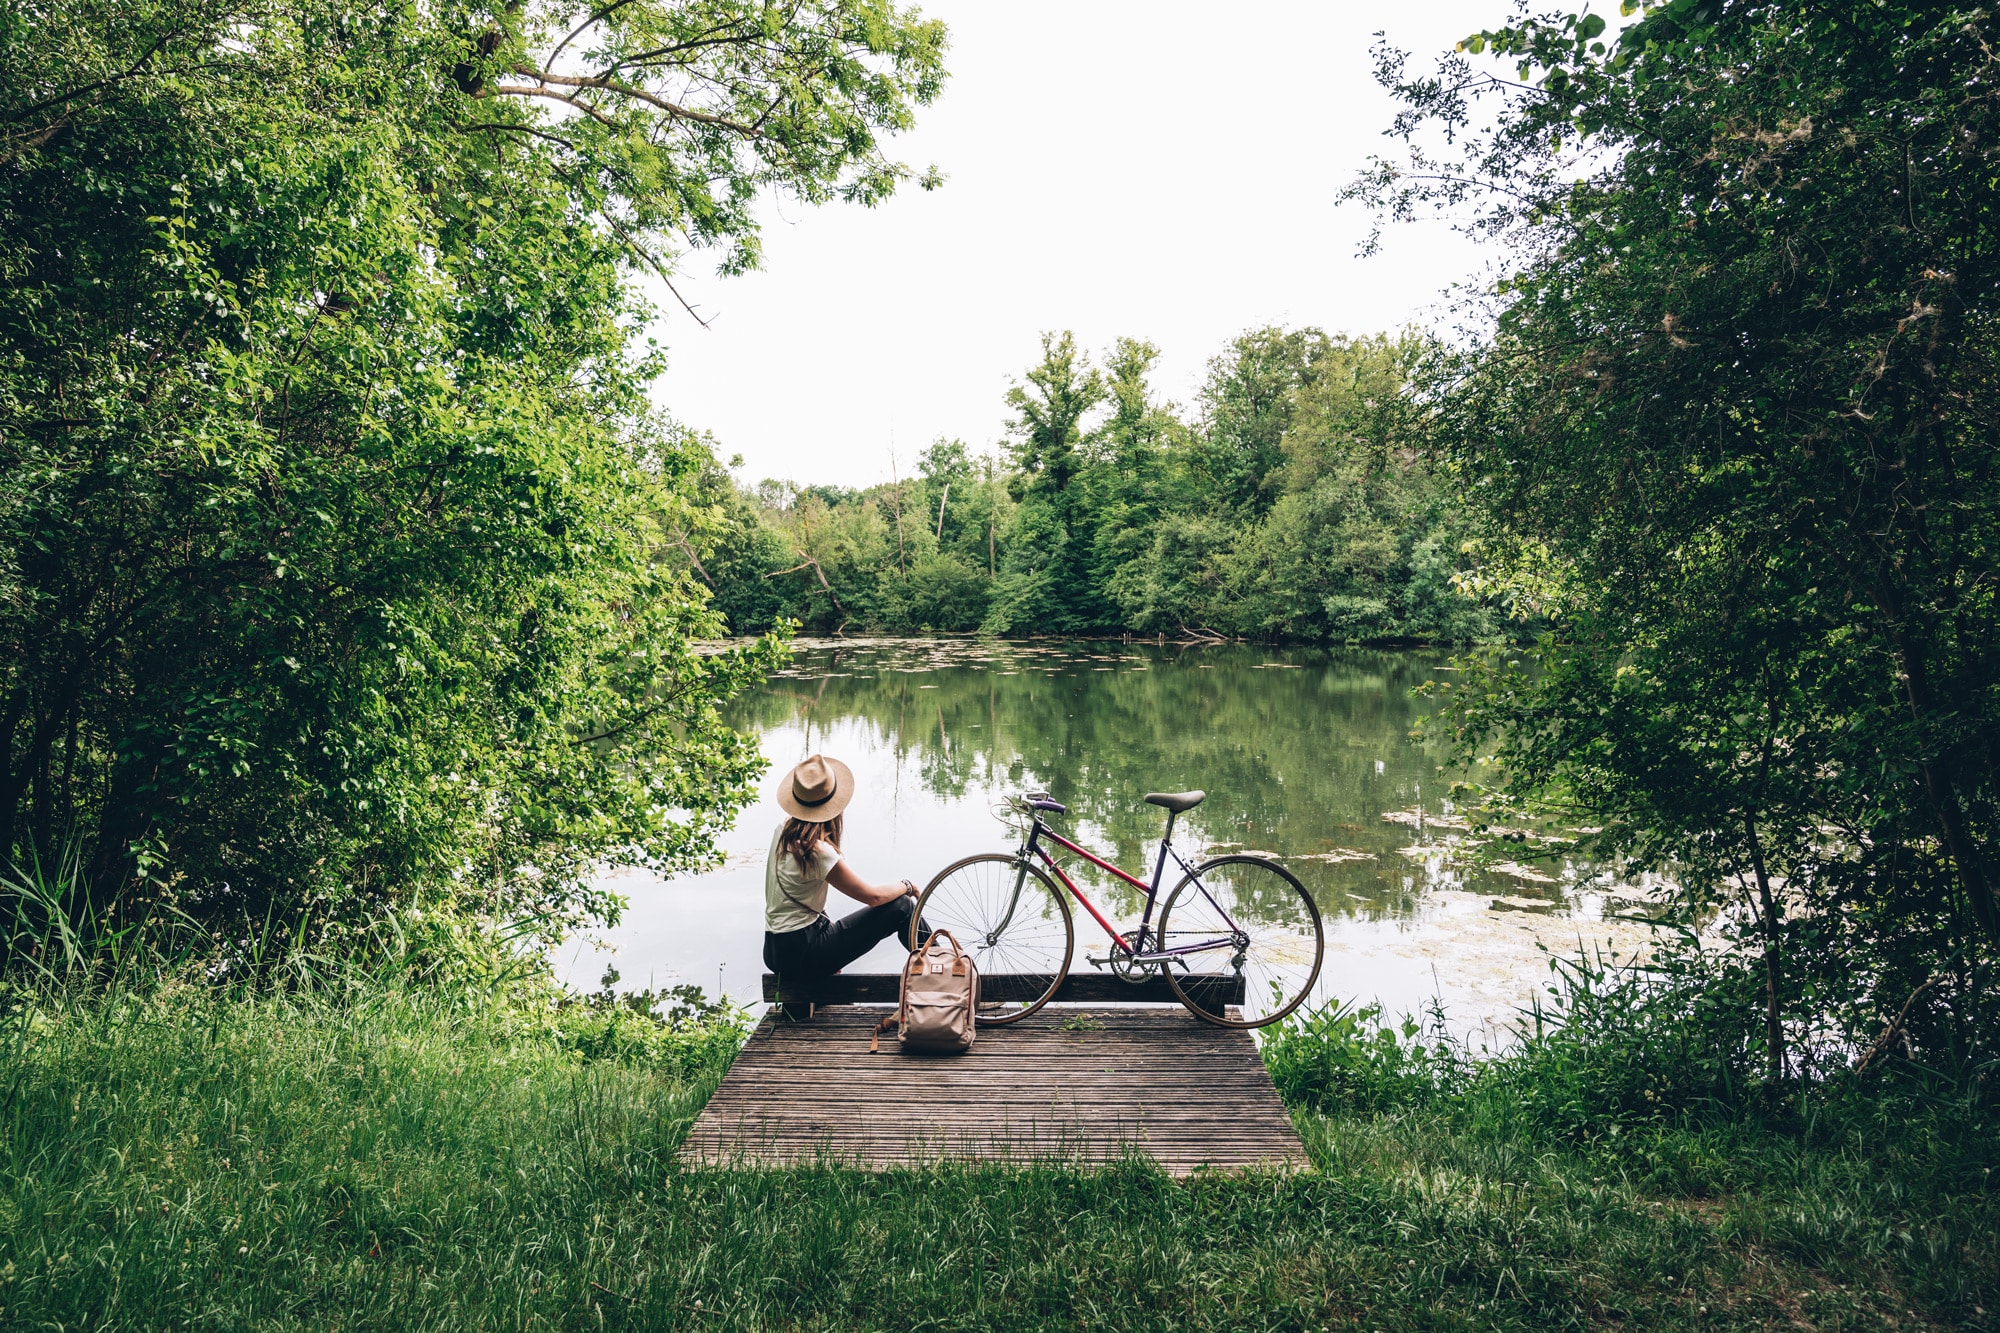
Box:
[1161,857,1323,1027]
[916,855,1072,1021]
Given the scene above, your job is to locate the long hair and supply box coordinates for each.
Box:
[780,814,843,874]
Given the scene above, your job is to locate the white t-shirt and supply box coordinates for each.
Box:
[764,824,842,933]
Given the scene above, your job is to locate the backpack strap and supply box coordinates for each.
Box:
[870,1011,898,1054]
[873,936,923,1054]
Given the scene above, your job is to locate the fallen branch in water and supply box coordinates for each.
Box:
[1173,619,1227,645]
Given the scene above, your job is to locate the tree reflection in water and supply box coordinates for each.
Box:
[569,639,1654,1026]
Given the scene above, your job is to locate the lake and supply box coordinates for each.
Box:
[560,638,1663,1039]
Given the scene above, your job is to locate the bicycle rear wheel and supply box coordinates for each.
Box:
[914,854,1074,1023]
[1157,855,1323,1028]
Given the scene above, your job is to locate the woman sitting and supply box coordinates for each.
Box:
[762,754,929,979]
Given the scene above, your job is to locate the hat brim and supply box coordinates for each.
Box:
[775,755,855,821]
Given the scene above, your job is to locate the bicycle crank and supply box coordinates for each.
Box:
[1109,929,1158,983]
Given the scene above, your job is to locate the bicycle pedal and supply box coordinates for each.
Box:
[1084,955,1110,969]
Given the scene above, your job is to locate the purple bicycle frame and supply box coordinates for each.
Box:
[1020,816,1239,961]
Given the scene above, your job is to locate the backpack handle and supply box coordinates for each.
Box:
[916,927,965,955]
[911,928,970,977]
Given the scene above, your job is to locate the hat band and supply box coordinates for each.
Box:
[793,782,835,807]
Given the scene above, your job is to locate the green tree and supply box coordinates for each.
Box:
[1005,332,1104,500]
[700,330,1494,646]
[1225,333,1489,641]
[992,332,1108,632]
[1358,0,2000,1067]
[666,442,802,634]
[1194,327,1332,517]
[917,438,974,542]
[0,0,946,936]
[1084,338,1186,605]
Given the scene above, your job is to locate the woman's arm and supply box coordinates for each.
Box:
[826,859,917,908]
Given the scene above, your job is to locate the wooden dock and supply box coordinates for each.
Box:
[679,975,1309,1175]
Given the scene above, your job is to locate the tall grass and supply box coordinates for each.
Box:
[1265,947,2000,1324]
[1,878,1993,1330]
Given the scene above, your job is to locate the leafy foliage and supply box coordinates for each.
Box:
[698,327,1506,642]
[1264,998,1460,1115]
[0,0,944,937]
[1354,0,2000,1073]
[551,965,751,1075]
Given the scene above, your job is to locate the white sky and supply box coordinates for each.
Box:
[643,0,1509,487]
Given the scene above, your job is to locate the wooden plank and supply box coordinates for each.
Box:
[761,971,1246,1005]
[681,1131,1303,1155]
[704,1083,1289,1102]
[680,1005,1307,1176]
[694,1118,1297,1133]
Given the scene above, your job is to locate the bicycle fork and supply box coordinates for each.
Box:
[977,825,1040,947]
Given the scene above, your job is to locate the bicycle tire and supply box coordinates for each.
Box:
[1157,854,1324,1028]
[914,853,1074,1024]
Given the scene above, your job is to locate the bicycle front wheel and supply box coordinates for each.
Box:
[1157,855,1324,1028]
[914,854,1074,1024]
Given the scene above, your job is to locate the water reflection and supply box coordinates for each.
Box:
[561,639,1662,1035]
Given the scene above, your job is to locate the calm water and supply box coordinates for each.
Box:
[561,639,1660,1035]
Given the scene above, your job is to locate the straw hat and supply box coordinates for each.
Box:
[776,753,854,821]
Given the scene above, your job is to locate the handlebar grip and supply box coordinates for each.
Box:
[1029,797,1067,814]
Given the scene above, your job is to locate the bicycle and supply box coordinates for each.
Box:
[911,790,1325,1028]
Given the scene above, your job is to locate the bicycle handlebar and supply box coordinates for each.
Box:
[1027,796,1067,814]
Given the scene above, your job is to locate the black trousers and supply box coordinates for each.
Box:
[763,896,929,978]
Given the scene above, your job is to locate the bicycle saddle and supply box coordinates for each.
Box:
[1143,790,1205,813]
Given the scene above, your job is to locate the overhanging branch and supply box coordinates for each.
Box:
[508,66,764,137]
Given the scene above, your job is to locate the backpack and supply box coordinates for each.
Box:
[871,929,978,1054]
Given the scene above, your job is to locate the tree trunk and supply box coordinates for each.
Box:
[85,757,151,916]
[25,703,61,871]
[1878,580,2000,942]
[1918,758,1999,940]
[888,459,906,574]
[0,684,30,854]
[1745,811,1786,1083]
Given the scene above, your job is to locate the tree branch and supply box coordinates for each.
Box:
[5,29,174,123]
[766,554,845,614]
[669,531,714,586]
[1854,976,1936,1073]
[600,213,711,328]
[484,85,622,130]
[508,66,764,137]
[572,682,695,747]
[547,0,644,66]
[463,121,577,150]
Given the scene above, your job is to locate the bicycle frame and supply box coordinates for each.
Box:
[1003,809,1245,963]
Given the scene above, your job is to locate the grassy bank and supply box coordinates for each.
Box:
[2,979,1993,1331]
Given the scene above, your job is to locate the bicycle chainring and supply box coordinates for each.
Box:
[1110,929,1157,983]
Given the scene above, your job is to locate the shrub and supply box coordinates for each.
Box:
[1473,944,1764,1140]
[550,966,752,1078]
[1263,998,1460,1114]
